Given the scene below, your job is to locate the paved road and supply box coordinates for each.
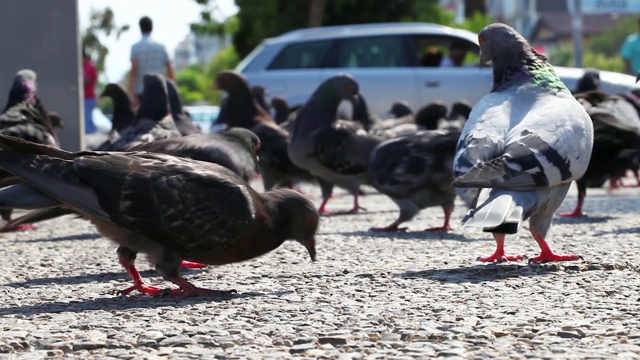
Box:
[0,181,639,359]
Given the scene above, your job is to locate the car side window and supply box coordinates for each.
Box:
[412,35,481,68]
[267,40,333,70]
[328,35,409,68]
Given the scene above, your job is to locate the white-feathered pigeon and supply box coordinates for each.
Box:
[452,23,594,263]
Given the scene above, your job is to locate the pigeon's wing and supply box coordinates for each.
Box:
[454,92,593,190]
[370,129,459,197]
[0,102,57,146]
[453,92,509,179]
[74,153,256,255]
[312,121,372,175]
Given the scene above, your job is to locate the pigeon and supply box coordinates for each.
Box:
[1,128,262,233]
[271,96,292,125]
[216,70,313,191]
[369,101,417,139]
[129,128,261,182]
[369,128,461,232]
[166,79,202,136]
[0,69,59,231]
[0,69,58,147]
[559,90,640,217]
[215,71,276,129]
[350,94,379,132]
[388,101,413,118]
[0,134,318,297]
[288,74,383,214]
[415,101,448,130]
[250,122,316,190]
[441,100,473,130]
[574,68,600,93]
[100,83,136,135]
[104,73,182,151]
[452,23,594,263]
[251,85,271,113]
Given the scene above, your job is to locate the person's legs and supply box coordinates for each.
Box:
[84,97,97,133]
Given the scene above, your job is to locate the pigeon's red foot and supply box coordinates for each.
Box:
[1,223,37,232]
[529,253,582,263]
[180,260,207,269]
[559,210,586,218]
[118,283,179,297]
[477,253,526,263]
[369,224,407,232]
[423,224,453,232]
[318,207,333,215]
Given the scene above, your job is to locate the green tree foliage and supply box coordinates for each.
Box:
[549,43,625,73]
[175,45,241,105]
[191,0,491,58]
[548,15,635,73]
[81,7,130,82]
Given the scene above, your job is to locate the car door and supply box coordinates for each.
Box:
[321,35,420,118]
[410,34,493,109]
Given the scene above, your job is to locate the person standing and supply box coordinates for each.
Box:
[83,48,98,134]
[128,16,176,106]
[621,17,640,76]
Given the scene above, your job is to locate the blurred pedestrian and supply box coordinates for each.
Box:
[440,40,468,67]
[620,16,640,76]
[83,47,98,134]
[127,16,175,106]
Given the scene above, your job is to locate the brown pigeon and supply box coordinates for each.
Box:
[0,135,318,296]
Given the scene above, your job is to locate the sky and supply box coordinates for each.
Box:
[78,0,238,82]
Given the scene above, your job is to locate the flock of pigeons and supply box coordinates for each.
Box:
[0,23,637,297]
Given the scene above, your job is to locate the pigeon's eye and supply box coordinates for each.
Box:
[344,83,352,92]
[478,36,485,45]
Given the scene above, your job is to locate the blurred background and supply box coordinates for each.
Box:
[1,0,636,149]
[80,0,635,110]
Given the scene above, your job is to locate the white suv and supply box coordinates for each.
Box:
[236,22,636,117]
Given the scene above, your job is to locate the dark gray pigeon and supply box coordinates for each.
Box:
[452,23,593,263]
[288,74,383,214]
[103,73,182,151]
[216,70,313,191]
[215,71,276,129]
[388,101,413,118]
[0,135,318,297]
[166,79,202,136]
[1,128,262,234]
[0,69,59,231]
[271,96,292,125]
[369,128,460,232]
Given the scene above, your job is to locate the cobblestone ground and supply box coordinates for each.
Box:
[0,180,639,359]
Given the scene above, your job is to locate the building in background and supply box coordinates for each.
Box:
[173,32,231,71]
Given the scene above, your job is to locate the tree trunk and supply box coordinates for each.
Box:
[308,0,327,27]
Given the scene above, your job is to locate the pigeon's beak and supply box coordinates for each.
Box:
[99,89,108,98]
[305,236,317,262]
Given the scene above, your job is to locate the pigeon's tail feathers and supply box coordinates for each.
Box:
[0,183,59,209]
[462,192,523,234]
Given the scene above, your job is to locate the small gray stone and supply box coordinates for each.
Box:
[159,335,196,347]
[45,341,73,353]
[289,343,315,354]
[557,331,582,339]
[73,340,106,351]
[318,336,349,345]
[380,333,402,342]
